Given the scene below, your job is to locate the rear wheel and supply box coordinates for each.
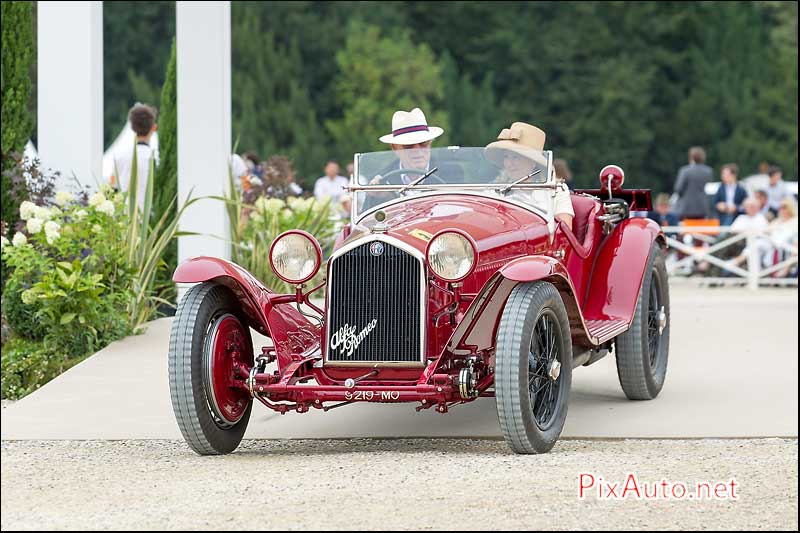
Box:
[169,282,253,455]
[615,244,670,400]
[495,281,573,454]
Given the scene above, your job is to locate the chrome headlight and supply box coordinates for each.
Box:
[269,230,322,284]
[426,230,477,282]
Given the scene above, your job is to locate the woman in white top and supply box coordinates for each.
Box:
[485,122,574,230]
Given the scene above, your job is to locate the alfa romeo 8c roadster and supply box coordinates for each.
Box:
[169,146,670,455]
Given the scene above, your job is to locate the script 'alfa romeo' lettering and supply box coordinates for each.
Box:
[330,319,378,358]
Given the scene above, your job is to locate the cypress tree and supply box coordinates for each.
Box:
[1,0,35,228]
[154,38,177,223]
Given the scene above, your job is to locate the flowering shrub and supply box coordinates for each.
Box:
[1,187,134,365]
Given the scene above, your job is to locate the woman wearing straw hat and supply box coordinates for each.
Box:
[485,122,574,229]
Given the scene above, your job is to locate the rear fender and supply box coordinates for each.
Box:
[421,255,592,383]
[173,257,321,368]
[583,217,664,324]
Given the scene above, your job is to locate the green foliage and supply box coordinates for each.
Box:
[122,144,196,329]
[326,22,450,161]
[0,337,76,400]
[232,6,328,187]
[153,39,179,306]
[1,0,35,229]
[1,189,135,358]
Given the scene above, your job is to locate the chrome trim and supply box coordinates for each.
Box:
[324,233,427,367]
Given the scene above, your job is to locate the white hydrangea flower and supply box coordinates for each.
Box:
[26,217,43,234]
[44,221,61,244]
[97,200,115,216]
[21,290,38,305]
[19,201,37,221]
[12,232,28,247]
[34,206,52,221]
[0,236,9,249]
[287,196,303,210]
[92,224,103,234]
[255,197,285,215]
[55,191,74,206]
[249,176,263,187]
[89,192,106,207]
[75,209,88,219]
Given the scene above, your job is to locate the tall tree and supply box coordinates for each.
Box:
[232,13,328,186]
[154,38,177,223]
[1,0,35,228]
[326,22,450,162]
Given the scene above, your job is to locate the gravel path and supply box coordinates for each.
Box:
[2,438,796,530]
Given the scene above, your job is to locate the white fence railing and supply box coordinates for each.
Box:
[661,224,798,290]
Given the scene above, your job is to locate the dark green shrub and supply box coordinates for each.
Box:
[2,274,47,340]
[0,337,70,400]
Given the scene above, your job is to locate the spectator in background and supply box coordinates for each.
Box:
[111,103,158,209]
[728,197,770,269]
[712,163,748,226]
[765,165,789,216]
[674,146,712,220]
[346,161,354,180]
[553,158,573,190]
[754,189,773,220]
[765,198,798,278]
[648,193,679,229]
[314,160,349,204]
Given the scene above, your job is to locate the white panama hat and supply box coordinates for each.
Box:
[379,107,444,145]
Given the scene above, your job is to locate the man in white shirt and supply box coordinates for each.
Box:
[111,103,158,210]
[729,197,770,268]
[313,160,349,204]
[765,165,790,215]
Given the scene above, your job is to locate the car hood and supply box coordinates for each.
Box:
[342,194,550,259]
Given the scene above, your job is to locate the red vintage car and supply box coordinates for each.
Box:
[168,146,669,455]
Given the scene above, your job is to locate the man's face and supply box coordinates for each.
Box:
[755,192,767,208]
[391,141,432,170]
[744,199,759,216]
[770,172,782,184]
[655,202,670,216]
[721,168,735,184]
[346,163,354,176]
[325,162,339,178]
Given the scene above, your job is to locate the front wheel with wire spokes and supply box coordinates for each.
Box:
[495,281,573,454]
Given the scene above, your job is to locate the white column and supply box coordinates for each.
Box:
[37,1,103,191]
[176,1,231,266]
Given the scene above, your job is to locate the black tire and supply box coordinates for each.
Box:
[495,281,573,454]
[615,243,670,400]
[169,282,253,455]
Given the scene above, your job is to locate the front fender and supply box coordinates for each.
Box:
[173,257,321,368]
[421,255,592,383]
[583,217,664,324]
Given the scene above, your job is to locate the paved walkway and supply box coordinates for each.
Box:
[2,287,797,440]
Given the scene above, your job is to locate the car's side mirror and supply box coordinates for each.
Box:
[599,164,625,199]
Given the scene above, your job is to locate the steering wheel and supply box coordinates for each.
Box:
[374,167,447,186]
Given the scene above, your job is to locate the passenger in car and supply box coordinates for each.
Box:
[485,122,574,230]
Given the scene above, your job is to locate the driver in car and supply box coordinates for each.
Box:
[372,107,445,184]
[485,122,574,230]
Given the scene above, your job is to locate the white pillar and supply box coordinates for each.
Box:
[37,1,103,191]
[176,1,231,266]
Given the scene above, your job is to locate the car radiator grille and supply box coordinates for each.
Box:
[326,241,423,364]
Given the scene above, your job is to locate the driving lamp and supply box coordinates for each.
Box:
[426,230,477,282]
[269,230,322,284]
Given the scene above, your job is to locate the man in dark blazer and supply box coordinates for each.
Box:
[712,163,748,226]
[674,146,713,220]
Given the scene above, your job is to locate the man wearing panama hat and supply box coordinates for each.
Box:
[485,122,574,229]
[374,107,445,185]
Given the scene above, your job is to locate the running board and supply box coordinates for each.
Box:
[584,318,629,344]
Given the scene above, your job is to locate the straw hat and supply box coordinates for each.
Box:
[379,107,444,145]
[485,122,548,166]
